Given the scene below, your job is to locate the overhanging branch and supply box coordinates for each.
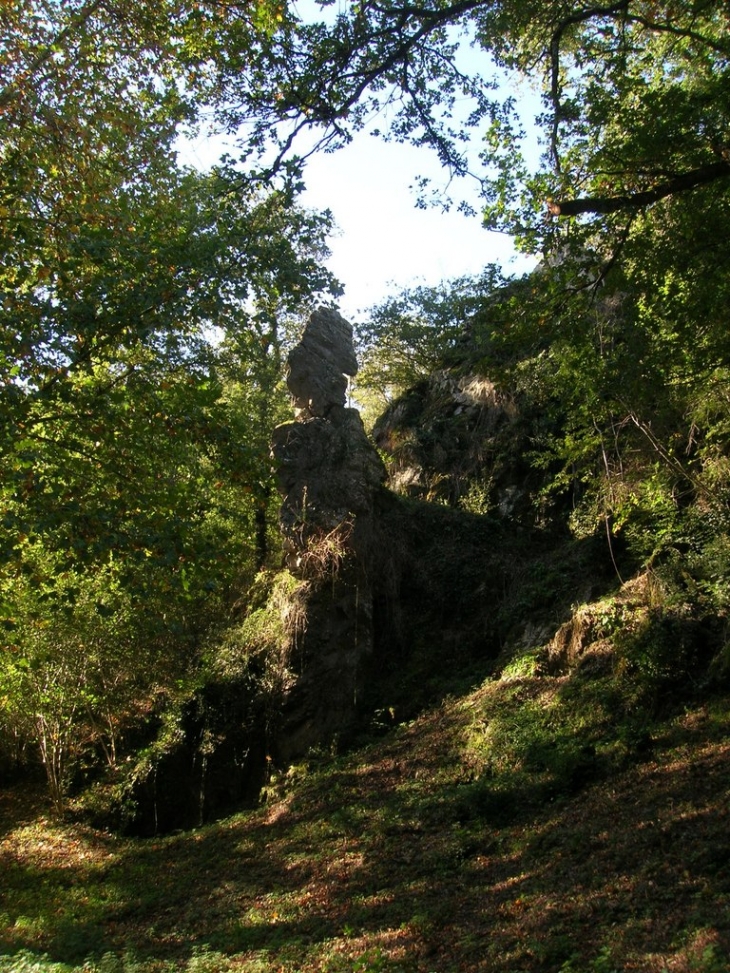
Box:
[547,160,730,216]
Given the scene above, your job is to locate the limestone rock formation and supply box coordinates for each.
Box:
[372,367,539,520]
[285,306,359,418]
[272,411,387,569]
[271,307,386,761]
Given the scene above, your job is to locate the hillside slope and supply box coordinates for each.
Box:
[2,597,729,973]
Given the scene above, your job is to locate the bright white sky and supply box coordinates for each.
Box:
[180,124,536,321]
[299,133,535,320]
[287,1,542,318]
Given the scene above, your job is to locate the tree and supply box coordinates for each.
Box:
[0,0,340,803]
[354,269,505,421]
[206,2,728,242]
[0,0,339,579]
[228,1,730,573]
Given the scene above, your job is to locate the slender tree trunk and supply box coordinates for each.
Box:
[255,488,270,570]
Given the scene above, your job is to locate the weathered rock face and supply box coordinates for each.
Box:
[286,306,359,418]
[272,411,386,565]
[271,307,386,761]
[119,683,269,836]
[372,367,543,521]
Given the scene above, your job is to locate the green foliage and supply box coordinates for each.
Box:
[464,684,604,803]
[559,945,619,973]
[204,0,730,249]
[211,0,730,611]
[182,946,240,973]
[0,951,78,973]
[0,544,206,807]
[558,938,728,973]
[351,948,405,973]
[354,271,505,424]
[0,0,340,808]
[206,570,306,687]
[684,944,729,973]
[499,648,543,681]
[0,948,248,973]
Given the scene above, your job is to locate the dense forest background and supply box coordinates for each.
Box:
[2,1,730,970]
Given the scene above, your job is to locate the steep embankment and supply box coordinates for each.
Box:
[2,594,729,973]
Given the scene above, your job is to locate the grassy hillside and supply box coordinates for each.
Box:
[2,583,729,973]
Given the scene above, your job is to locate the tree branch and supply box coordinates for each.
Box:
[548,2,629,167]
[625,12,730,56]
[547,160,730,216]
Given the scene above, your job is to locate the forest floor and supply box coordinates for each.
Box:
[1,667,730,973]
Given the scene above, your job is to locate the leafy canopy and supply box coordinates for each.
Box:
[214,1,730,248]
[0,0,339,801]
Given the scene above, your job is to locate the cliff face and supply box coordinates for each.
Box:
[372,367,549,524]
[268,309,555,760]
[268,310,577,747]
[264,300,612,764]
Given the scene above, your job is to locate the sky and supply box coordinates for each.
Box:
[286,0,542,319]
[298,134,536,320]
[181,120,541,324]
[180,124,534,321]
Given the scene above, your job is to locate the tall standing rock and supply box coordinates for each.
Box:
[286,307,358,419]
[271,308,386,761]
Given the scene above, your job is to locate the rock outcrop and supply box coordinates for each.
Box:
[372,367,544,521]
[285,306,358,419]
[271,307,386,761]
